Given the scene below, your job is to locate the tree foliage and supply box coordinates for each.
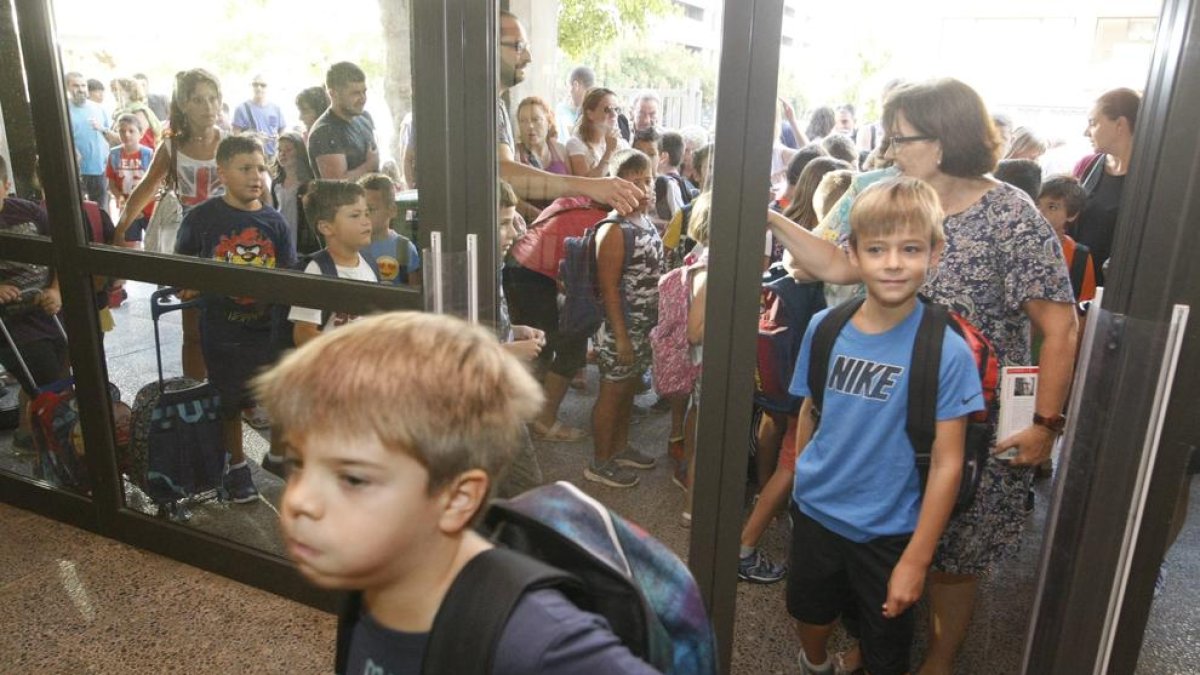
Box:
[558,0,674,62]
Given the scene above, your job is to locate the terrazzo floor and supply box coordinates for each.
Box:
[2,281,1197,673]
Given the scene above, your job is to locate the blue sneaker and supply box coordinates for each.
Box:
[738,548,786,584]
[224,462,259,503]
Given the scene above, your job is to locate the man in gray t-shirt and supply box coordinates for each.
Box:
[307,62,380,180]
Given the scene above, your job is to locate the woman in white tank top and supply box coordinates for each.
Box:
[113,69,227,382]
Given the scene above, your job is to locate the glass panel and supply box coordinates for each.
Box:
[0,255,82,496]
[106,275,385,553]
[46,0,419,265]
[492,2,725,561]
[744,3,1160,673]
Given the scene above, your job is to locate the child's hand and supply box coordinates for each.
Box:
[37,288,62,315]
[511,325,544,345]
[882,558,927,618]
[0,284,20,303]
[176,289,200,301]
[503,339,542,361]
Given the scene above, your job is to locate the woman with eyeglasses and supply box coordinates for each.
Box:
[566,87,630,178]
[766,78,1077,675]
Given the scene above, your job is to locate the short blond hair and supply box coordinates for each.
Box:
[848,176,945,248]
[254,312,544,494]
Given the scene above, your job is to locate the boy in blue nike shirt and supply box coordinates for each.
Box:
[786,177,983,675]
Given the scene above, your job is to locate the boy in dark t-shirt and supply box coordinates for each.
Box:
[253,311,658,674]
[175,135,294,503]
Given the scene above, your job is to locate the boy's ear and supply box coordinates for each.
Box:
[437,469,490,535]
[316,218,334,236]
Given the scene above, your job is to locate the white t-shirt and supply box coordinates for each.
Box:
[565,135,629,173]
[287,254,378,330]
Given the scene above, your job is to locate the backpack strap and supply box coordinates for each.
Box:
[806,297,864,424]
[421,548,580,675]
[1069,242,1090,298]
[333,592,363,675]
[907,303,950,463]
[311,249,338,277]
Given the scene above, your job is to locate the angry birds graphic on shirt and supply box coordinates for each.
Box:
[213,227,277,305]
[214,227,278,268]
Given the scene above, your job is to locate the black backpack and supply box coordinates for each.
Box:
[807,298,998,515]
[270,250,380,349]
[1068,241,1091,301]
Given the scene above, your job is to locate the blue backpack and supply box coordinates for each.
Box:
[383,481,719,674]
[557,217,636,336]
[753,264,826,414]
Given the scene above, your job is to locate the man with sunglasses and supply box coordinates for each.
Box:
[497,11,643,215]
[232,75,287,160]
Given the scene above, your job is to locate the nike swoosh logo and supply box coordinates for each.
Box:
[961,392,981,405]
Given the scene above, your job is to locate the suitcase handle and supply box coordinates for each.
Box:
[150,287,205,320]
[149,287,205,388]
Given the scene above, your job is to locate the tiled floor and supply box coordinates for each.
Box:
[2,280,1198,673]
[0,502,334,674]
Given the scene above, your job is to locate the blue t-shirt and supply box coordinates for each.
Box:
[345,588,659,675]
[175,197,296,338]
[788,302,983,543]
[67,100,111,175]
[232,100,287,157]
[362,233,421,286]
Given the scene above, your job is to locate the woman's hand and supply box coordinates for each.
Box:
[604,127,620,155]
[0,284,20,304]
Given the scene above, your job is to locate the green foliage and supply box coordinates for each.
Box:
[558,0,674,62]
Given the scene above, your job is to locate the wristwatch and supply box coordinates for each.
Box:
[1033,412,1067,434]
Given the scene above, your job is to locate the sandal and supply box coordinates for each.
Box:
[530,420,588,442]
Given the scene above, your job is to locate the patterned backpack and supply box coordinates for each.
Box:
[408,481,718,674]
[650,264,701,397]
[558,218,635,337]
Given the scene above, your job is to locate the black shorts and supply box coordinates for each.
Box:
[0,337,69,395]
[198,324,279,418]
[785,508,914,675]
[502,265,587,377]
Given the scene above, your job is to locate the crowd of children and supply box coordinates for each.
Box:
[29,39,1143,672]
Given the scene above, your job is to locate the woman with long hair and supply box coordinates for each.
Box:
[271,131,319,254]
[114,68,226,380]
[566,87,629,178]
[515,96,569,175]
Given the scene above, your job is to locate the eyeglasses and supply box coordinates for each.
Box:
[887,134,936,150]
[252,82,268,88]
[603,106,623,115]
[500,40,529,54]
